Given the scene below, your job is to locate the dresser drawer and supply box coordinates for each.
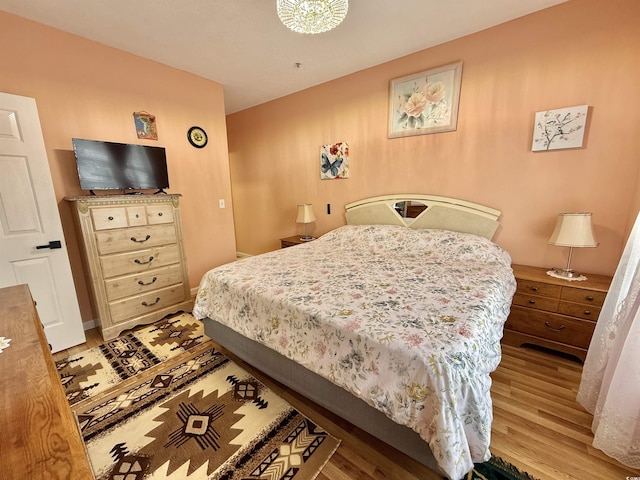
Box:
[516,279,561,298]
[108,284,187,324]
[100,244,181,278]
[91,207,128,230]
[560,286,606,306]
[104,264,184,301]
[512,292,559,312]
[127,206,147,226]
[147,204,174,224]
[506,306,595,349]
[95,224,177,255]
[558,301,601,321]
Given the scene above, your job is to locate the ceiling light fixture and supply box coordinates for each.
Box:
[277,0,348,35]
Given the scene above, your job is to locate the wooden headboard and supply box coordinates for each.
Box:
[345,194,501,240]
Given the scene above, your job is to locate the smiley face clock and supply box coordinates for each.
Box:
[187,126,208,148]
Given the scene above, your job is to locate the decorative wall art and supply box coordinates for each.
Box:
[388,61,463,139]
[320,141,349,180]
[531,105,589,151]
[133,111,158,140]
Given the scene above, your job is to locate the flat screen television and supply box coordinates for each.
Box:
[72,138,169,194]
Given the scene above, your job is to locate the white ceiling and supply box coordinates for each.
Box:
[1,0,566,114]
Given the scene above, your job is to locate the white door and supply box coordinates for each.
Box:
[0,92,85,352]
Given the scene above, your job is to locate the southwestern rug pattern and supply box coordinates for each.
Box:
[63,323,340,480]
[56,313,206,406]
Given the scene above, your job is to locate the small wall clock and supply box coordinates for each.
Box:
[187,126,208,148]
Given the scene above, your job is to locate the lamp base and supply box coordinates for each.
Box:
[546,268,588,281]
[299,235,314,242]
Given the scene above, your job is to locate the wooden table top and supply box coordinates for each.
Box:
[0,284,94,479]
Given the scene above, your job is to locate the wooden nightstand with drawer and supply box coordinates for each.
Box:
[503,264,612,362]
[280,235,313,248]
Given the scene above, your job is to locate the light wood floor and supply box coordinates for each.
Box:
[55,330,640,480]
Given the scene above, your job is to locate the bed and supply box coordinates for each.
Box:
[193,195,516,480]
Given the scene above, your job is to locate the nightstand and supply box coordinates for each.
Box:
[503,264,612,362]
[280,235,313,248]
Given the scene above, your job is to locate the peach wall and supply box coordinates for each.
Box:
[0,12,237,324]
[226,0,640,276]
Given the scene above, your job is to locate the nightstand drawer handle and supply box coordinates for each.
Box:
[586,296,594,301]
[134,256,154,265]
[142,297,160,307]
[545,321,566,332]
[138,276,157,286]
[583,310,592,316]
[530,286,538,292]
[529,300,536,304]
[131,234,151,243]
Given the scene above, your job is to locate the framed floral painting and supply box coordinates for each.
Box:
[388,61,462,139]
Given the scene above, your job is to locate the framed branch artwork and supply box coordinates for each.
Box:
[388,61,463,139]
[531,105,589,151]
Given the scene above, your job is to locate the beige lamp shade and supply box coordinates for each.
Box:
[296,204,316,224]
[548,213,598,247]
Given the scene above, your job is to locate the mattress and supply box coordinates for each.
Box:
[193,224,516,479]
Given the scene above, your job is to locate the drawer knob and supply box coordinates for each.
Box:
[134,256,154,265]
[142,297,161,307]
[584,310,592,316]
[108,216,114,221]
[529,300,536,304]
[530,286,538,292]
[158,212,163,217]
[545,321,566,332]
[586,296,594,302]
[130,234,151,243]
[138,276,157,286]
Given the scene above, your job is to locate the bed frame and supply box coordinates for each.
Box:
[202,195,502,478]
[345,194,501,240]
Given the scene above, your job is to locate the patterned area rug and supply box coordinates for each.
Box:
[56,313,206,406]
[469,456,539,480]
[67,329,341,480]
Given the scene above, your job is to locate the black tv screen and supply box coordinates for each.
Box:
[72,138,169,192]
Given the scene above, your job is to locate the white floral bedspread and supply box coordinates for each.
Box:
[193,225,516,480]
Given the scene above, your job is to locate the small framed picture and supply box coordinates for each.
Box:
[320,142,349,180]
[532,105,589,151]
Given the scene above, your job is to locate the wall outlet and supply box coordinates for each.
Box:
[219,199,225,208]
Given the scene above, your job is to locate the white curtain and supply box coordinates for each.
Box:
[577,211,640,469]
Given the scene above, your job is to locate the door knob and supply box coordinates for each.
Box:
[36,240,62,249]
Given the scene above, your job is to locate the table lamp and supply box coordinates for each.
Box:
[547,212,598,280]
[296,204,316,241]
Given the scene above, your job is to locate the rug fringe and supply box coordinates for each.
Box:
[488,455,540,480]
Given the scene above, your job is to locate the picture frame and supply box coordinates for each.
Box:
[531,105,589,151]
[388,61,463,139]
[133,111,158,140]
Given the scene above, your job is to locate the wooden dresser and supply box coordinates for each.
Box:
[503,264,612,361]
[0,284,94,479]
[66,194,191,340]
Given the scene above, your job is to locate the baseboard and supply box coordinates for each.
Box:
[83,319,96,330]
